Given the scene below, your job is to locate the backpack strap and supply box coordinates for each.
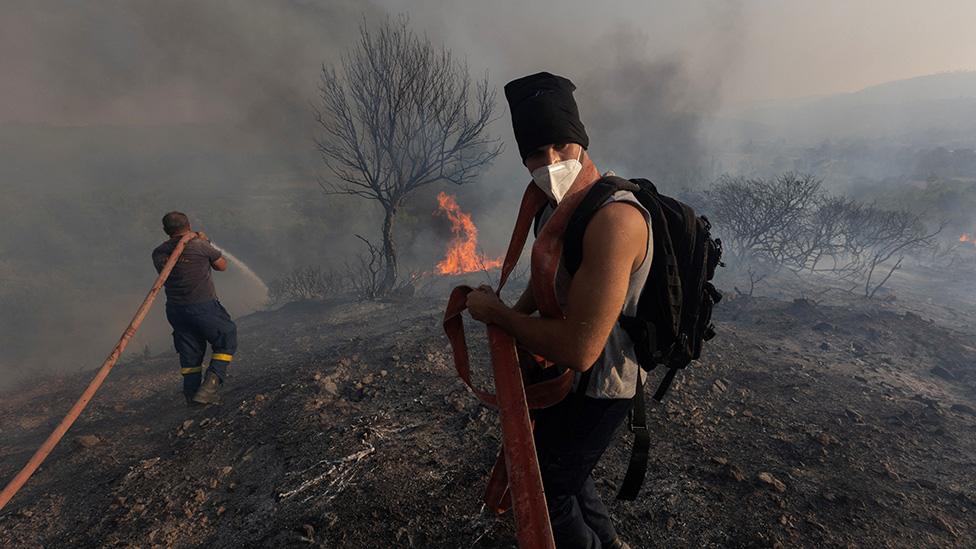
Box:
[616,372,650,501]
[532,203,548,237]
[548,175,664,501]
[575,366,597,396]
[630,178,682,337]
[653,368,679,401]
[563,176,639,274]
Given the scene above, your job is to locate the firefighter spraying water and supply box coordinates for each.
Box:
[151,212,239,407]
[0,211,247,511]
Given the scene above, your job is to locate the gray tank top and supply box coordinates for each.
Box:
[536,189,653,399]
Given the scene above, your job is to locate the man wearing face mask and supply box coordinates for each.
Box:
[466,72,650,549]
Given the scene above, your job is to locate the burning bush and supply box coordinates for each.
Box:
[434,192,502,275]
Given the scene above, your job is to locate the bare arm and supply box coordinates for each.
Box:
[511,283,537,315]
[467,203,648,371]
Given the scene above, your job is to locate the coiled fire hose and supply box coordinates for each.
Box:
[443,164,601,549]
[0,232,198,512]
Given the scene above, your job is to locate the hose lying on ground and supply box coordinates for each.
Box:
[0,232,197,512]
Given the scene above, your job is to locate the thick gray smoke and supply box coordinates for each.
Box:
[6,1,972,388]
[0,0,383,386]
[0,2,746,386]
[400,7,743,261]
[1,1,371,131]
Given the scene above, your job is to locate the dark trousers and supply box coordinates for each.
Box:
[165,299,238,397]
[533,392,633,549]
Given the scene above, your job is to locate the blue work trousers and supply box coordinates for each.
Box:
[165,299,237,397]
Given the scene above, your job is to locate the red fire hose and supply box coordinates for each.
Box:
[444,165,601,548]
[0,232,197,512]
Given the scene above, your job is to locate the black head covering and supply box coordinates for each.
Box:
[504,72,589,162]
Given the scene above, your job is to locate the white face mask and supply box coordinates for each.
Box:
[530,147,583,204]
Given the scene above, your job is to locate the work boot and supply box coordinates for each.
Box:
[192,372,222,405]
[184,394,205,408]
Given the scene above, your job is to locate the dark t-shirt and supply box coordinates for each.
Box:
[152,237,223,305]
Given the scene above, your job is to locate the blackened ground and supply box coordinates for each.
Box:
[1,279,975,548]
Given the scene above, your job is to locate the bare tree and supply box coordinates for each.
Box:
[788,195,863,276]
[928,239,965,270]
[347,235,385,301]
[707,173,823,265]
[707,172,946,298]
[844,206,943,298]
[315,16,502,294]
[733,264,773,298]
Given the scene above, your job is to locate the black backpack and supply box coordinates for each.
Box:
[536,175,723,500]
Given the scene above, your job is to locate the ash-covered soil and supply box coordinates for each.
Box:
[1,281,976,548]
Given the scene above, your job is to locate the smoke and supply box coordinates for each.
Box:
[0,1,748,386]
[578,34,735,190]
[13,1,973,387]
[397,3,744,259]
[1,1,369,131]
[0,0,385,386]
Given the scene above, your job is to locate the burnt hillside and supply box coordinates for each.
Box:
[1,283,975,548]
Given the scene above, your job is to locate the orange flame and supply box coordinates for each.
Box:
[961,233,973,243]
[435,192,503,275]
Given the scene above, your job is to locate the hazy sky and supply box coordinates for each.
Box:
[2,1,975,125]
[726,1,976,105]
[396,0,976,106]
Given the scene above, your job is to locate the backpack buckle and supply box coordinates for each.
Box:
[662,333,690,367]
[628,411,648,433]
